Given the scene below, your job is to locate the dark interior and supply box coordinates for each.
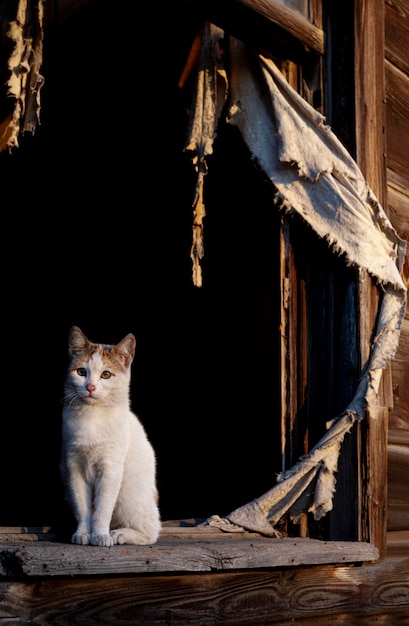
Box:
[0,0,283,529]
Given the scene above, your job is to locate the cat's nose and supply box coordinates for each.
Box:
[86,383,96,393]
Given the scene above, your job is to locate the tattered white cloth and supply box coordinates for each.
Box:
[6,0,44,150]
[185,26,407,537]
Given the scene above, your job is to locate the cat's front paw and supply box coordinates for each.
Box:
[91,533,114,547]
[71,532,91,545]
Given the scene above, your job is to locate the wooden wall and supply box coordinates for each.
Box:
[0,3,407,625]
[385,0,409,539]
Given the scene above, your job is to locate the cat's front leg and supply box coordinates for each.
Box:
[72,516,92,545]
[90,512,116,546]
[68,468,93,545]
[90,466,122,546]
[91,530,114,547]
[72,527,92,545]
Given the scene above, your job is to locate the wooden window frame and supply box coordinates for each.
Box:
[220,0,390,559]
[354,0,388,560]
[0,0,389,576]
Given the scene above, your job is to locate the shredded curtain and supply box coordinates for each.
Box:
[5,0,44,150]
[184,23,228,287]
[185,26,407,537]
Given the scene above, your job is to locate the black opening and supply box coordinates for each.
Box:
[0,1,282,528]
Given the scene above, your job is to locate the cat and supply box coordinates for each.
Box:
[60,326,161,546]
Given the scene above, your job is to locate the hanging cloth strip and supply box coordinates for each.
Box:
[5,0,44,151]
[185,27,407,537]
[184,22,227,287]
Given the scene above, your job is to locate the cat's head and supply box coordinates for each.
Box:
[64,326,136,406]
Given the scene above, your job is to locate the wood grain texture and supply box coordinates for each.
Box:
[236,0,324,53]
[0,528,379,577]
[355,0,389,559]
[385,0,409,75]
[385,0,409,542]
[357,275,387,553]
[354,0,387,205]
[388,169,409,242]
[386,59,409,184]
[390,316,409,435]
[387,445,409,531]
[0,557,407,625]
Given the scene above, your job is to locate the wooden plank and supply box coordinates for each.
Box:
[236,0,324,53]
[387,530,409,555]
[389,427,409,446]
[387,444,409,531]
[358,275,388,554]
[181,0,323,63]
[0,557,407,625]
[387,169,409,241]
[389,316,409,436]
[385,0,409,75]
[354,0,387,205]
[354,0,388,560]
[386,59,409,184]
[0,533,379,578]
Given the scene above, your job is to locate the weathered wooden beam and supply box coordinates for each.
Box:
[386,59,409,184]
[0,526,378,577]
[180,0,323,62]
[0,556,407,625]
[236,0,324,53]
[385,0,409,75]
[354,0,387,204]
[354,0,388,561]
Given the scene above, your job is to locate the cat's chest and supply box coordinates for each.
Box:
[63,405,129,448]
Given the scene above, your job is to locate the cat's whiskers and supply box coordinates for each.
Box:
[63,390,82,409]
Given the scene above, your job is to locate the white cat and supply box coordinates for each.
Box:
[60,326,161,546]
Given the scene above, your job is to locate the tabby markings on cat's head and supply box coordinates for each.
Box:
[64,327,136,406]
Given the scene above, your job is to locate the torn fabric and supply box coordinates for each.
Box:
[6,0,44,150]
[186,30,407,536]
[184,22,227,287]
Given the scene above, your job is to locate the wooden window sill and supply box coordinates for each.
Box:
[0,521,379,578]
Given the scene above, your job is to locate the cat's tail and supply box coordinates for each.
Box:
[110,523,161,545]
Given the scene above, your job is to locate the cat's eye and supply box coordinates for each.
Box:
[76,368,87,377]
[101,371,112,379]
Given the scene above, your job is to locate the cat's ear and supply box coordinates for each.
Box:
[116,333,136,368]
[68,326,89,355]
